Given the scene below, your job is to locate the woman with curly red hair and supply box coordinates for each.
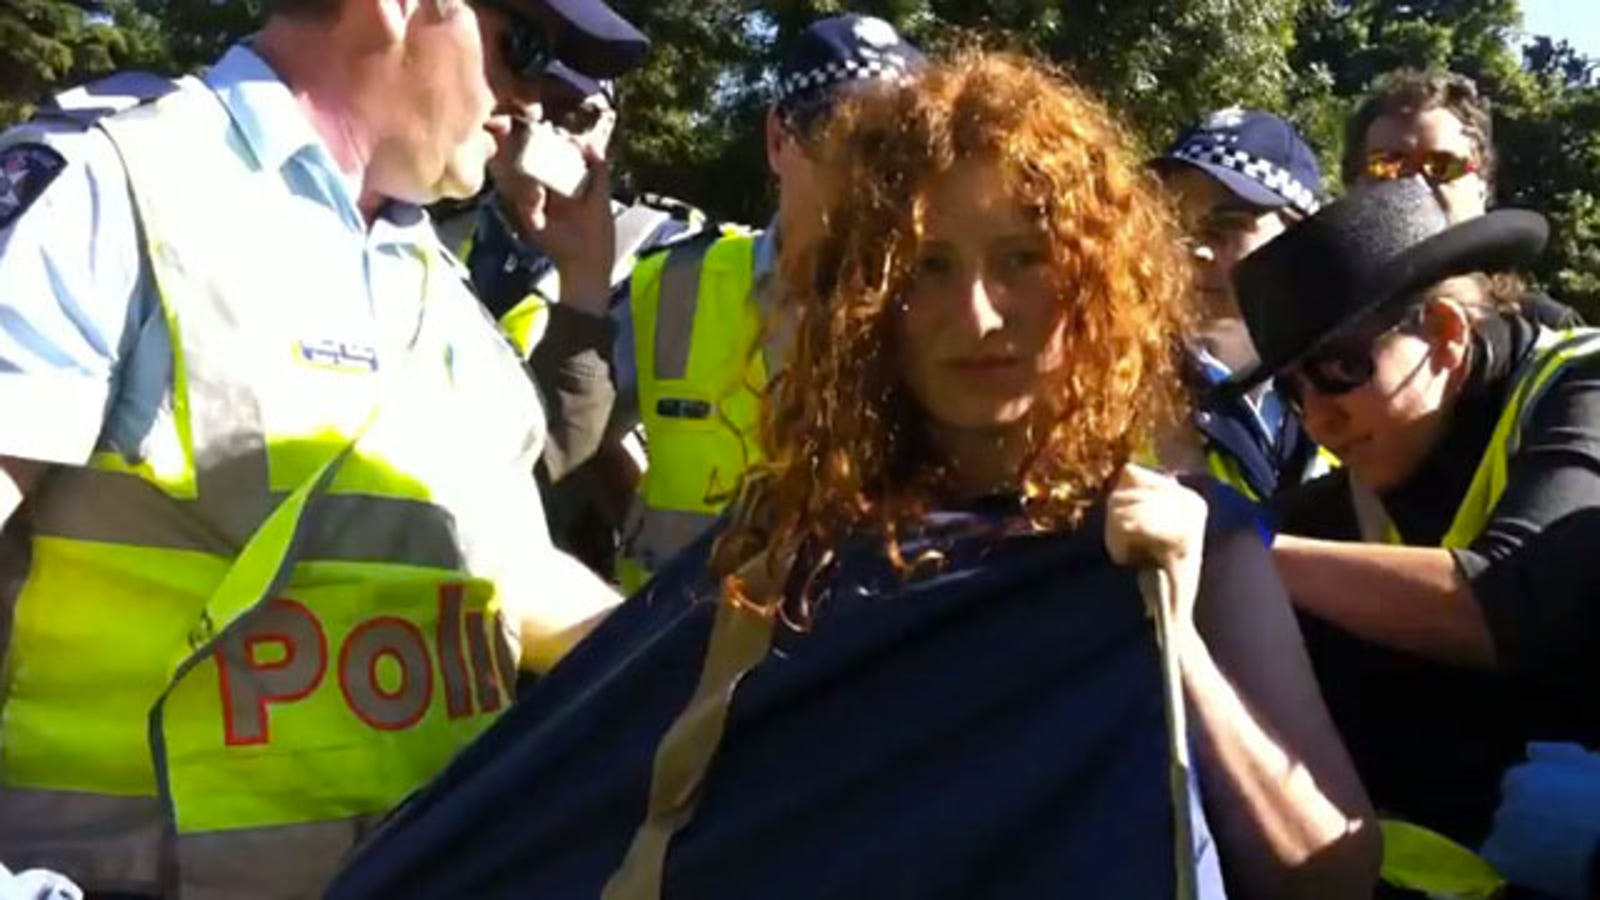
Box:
[709,51,1378,897]
[329,52,1377,900]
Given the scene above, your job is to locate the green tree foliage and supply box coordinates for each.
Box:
[0,0,172,126]
[1289,0,1600,316]
[610,0,1304,224]
[605,0,760,210]
[0,0,1596,311]
[139,0,256,71]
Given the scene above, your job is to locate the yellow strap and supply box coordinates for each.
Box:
[601,555,786,900]
[600,604,776,899]
[1140,568,1199,900]
[1379,819,1504,899]
[191,251,436,646]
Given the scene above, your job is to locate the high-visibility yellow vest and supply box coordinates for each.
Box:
[618,231,765,594]
[500,293,552,358]
[0,80,541,896]
[1354,326,1600,547]
[1205,443,1340,503]
[1351,326,1600,897]
[1205,450,1262,502]
[477,201,689,360]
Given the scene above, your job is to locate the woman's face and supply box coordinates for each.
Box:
[1288,290,1472,491]
[894,161,1063,432]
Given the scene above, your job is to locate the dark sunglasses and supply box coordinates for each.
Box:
[1364,149,1479,185]
[474,0,556,82]
[1279,305,1427,411]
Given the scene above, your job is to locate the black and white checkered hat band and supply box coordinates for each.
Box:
[1175,141,1321,217]
[778,57,914,105]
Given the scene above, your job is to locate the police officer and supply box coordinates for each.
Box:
[615,14,925,592]
[1153,108,1331,501]
[1344,67,1585,328]
[0,0,642,894]
[1221,178,1600,893]
[436,62,716,577]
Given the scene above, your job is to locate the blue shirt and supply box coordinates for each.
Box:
[0,45,442,467]
[1191,347,1286,444]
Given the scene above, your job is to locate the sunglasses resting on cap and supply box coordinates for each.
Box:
[1363,149,1479,186]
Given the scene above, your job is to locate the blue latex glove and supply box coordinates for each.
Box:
[0,863,80,900]
[1480,743,1600,900]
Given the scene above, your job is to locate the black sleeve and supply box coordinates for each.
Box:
[1524,290,1587,329]
[1270,469,1358,541]
[1459,355,1600,685]
[529,304,617,484]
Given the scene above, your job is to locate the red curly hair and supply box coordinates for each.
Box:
[711,51,1193,621]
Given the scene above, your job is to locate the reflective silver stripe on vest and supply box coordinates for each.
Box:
[337,615,435,730]
[0,784,383,897]
[623,504,722,573]
[1507,331,1600,452]
[149,239,281,544]
[31,468,465,569]
[654,240,717,380]
[529,203,674,301]
[216,598,327,744]
[175,814,384,900]
[612,205,673,283]
[0,786,165,895]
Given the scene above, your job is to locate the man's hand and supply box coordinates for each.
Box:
[490,137,616,317]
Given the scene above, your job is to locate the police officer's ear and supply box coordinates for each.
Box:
[1420,285,1476,377]
[765,106,792,178]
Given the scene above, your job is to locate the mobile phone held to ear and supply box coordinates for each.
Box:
[514,119,590,199]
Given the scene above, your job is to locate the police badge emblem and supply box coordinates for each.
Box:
[0,144,66,230]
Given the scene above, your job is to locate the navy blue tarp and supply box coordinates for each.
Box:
[328,502,1229,899]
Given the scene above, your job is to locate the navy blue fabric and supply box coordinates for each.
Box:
[544,60,609,105]
[775,15,924,113]
[330,498,1244,899]
[540,0,648,79]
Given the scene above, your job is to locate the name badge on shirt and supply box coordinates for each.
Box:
[296,339,380,374]
[657,397,712,420]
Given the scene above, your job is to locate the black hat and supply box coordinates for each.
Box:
[775,15,923,115]
[1217,177,1547,397]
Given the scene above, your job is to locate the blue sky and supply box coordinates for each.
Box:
[1521,0,1600,60]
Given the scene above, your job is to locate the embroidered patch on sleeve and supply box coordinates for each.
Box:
[0,144,67,230]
